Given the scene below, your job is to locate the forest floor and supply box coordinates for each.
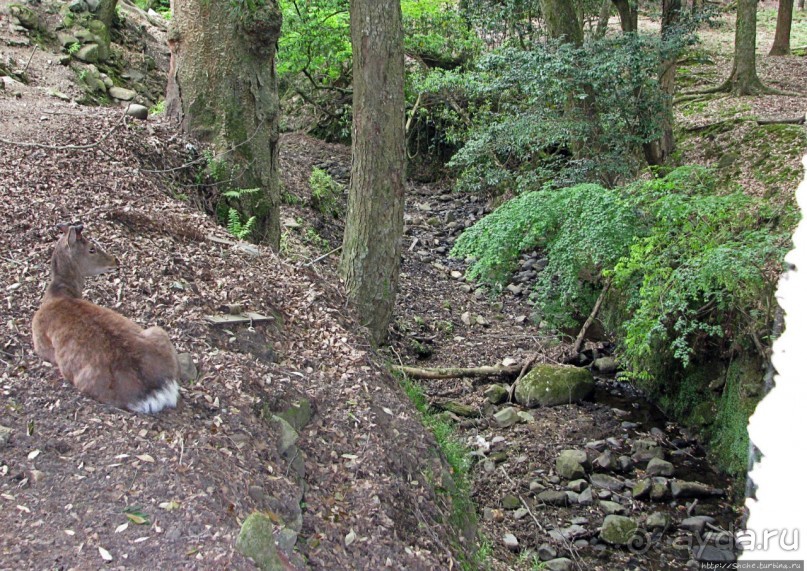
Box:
[0,2,805,571]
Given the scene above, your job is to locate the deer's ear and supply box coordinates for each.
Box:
[66,226,78,246]
[74,224,84,240]
[55,222,71,234]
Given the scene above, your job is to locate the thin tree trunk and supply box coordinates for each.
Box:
[595,0,612,39]
[166,0,282,248]
[769,0,793,55]
[339,0,406,345]
[611,0,638,33]
[727,0,766,94]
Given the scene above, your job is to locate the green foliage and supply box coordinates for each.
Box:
[66,41,80,55]
[710,361,755,477]
[308,167,343,217]
[221,187,260,239]
[452,166,792,378]
[149,99,166,115]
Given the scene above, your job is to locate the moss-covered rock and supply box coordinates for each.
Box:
[276,398,313,432]
[10,5,41,30]
[600,515,638,545]
[235,512,284,570]
[514,364,594,407]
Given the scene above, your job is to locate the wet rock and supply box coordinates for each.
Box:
[590,473,625,492]
[578,488,594,505]
[556,450,588,480]
[125,104,149,120]
[593,356,617,374]
[545,558,574,571]
[537,490,569,506]
[236,513,283,570]
[502,533,519,551]
[537,543,557,561]
[599,500,625,515]
[567,479,588,492]
[680,515,716,535]
[565,491,579,504]
[646,457,674,477]
[493,407,520,428]
[617,455,634,472]
[484,384,509,404]
[671,480,724,499]
[632,479,651,500]
[514,364,594,407]
[600,515,639,546]
[646,512,670,530]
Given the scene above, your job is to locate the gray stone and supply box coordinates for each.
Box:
[57,32,80,49]
[517,411,535,423]
[617,455,634,472]
[545,558,574,571]
[85,0,100,11]
[593,356,617,374]
[276,399,313,432]
[565,491,579,504]
[556,449,588,480]
[590,473,625,492]
[600,515,639,546]
[593,449,618,471]
[275,528,297,553]
[236,513,283,570]
[0,425,11,449]
[513,507,529,520]
[109,86,137,101]
[272,416,298,455]
[632,479,651,500]
[537,543,557,561]
[671,480,723,499]
[680,515,716,535]
[124,103,149,120]
[694,545,736,563]
[493,407,520,428]
[514,364,594,407]
[599,500,625,515]
[578,488,594,505]
[10,4,40,29]
[502,533,519,551]
[646,512,670,530]
[75,44,100,63]
[567,479,588,492]
[537,490,568,506]
[650,477,670,501]
[484,384,508,404]
[529,480,546,493]
[68,0,87,12]
[177,353,197,381]
[501,495,521,510]
[646,457,674,477]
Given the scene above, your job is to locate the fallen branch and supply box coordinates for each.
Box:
[507,352,540,403]
[392,364,522,380]
[572,277,612,355]
[756,115,805,126]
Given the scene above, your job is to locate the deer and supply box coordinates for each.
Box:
[32,223,181,413]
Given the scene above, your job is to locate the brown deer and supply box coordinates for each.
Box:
[32,223,180,413]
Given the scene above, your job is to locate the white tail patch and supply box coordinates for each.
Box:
[129,380,180,414]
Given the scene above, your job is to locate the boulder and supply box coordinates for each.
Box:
[589,473,625,492]
[671,480,724,499]
[502,533,519,551]
[646,457,674,477]
[514,364,594,407]
[600,515,639,546]
[545,558,574,571]
[537,490,569,506]
[632,479,651,500]
[592,356,617,374]
[556,449,588,480]
[493,406,520,428]
[109,86,137,101]
[236,513,283,570]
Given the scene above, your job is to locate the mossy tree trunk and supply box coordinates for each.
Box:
[338,0,405,345]
[611,0,637,33]
[643,0,681,166]
[540,0,583,44]
[165,0,282,248]
[725,0,767,95]
[97,0,117,32]
[769,0,793,55]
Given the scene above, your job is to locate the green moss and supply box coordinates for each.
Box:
[710,359,759,478]
[515,364,594,407]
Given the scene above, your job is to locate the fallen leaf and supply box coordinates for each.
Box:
[98,546,113,561]
[27,450,40,460]
[158,500,180,511]
[64,529,75,536]
[115,523,128,533]
[344,529,356,547]
[135,454,154,463]
[126,513,148,525]
[17,505,30,513]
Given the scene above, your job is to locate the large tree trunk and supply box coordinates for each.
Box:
[339,0,405,345]
[726,0,766,95]
[97,0,117,33]
[540,0,584,44]
[644,0,681,166]
[166,1,282,248]
[769,0,793,55]
[611,0,638,33]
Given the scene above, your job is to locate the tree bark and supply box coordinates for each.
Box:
[166,1,282,248]
[769,0,793,55]
[726,0,766,95]
[97,0,117,33]
[611,0,638,33]
[540,0,584,44]
[644,0,681,166]
[595,0,612,39]
[339,0,405,345]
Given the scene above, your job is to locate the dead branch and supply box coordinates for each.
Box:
[756,115,806,125]
[392,364,522,380]
[572,277,612,355]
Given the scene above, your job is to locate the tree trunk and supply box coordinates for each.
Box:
[339,0,405,345]
[644,0,681,166]
[97,0,117,33]
[595,0,612,39]
[769,0,793,55]
[611,0,638,33]
[166,1,282,248]
[540,0,584,44]
[726,0,766,94]
[800,0,805,10]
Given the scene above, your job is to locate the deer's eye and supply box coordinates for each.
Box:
[89,247,96,254]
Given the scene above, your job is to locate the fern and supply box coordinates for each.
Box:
[227,208,257,240]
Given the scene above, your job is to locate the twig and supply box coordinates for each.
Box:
[304,245,342,267]
[507,352,540,403]
[498,466,545,532]
[22,45,38,75]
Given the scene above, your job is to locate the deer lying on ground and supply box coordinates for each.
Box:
[32,223,180,413]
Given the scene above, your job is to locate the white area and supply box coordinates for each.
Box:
[129,380,180,414]
[742,155,807,561]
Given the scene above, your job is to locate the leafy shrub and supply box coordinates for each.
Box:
[308,168,344,217]
[221,187,260,240]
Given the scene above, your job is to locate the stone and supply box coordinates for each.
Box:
[590,473,625,492]
[236,513,283,570]
[650,478,670,501]
[680,515,716,535]
[57,32,80,50]
[513,507,529,520]
[671,480,724,499]
[694,545,736,563]
[631,439,665,464]
[593,449,618,471]
[632,479,651,500]
[617,455,634,472]
[517,411,535,423]
[537,491,568,506]
[275,528,297,553]
[599,500,625,515]
[592,356,617,374]
[437,401,479,417]
[502,533,519,551]
[578,488,594,505]
[567,479,588,492]
[85,0,100,11]
[177,353,197,381]
[585,440,607,451]
[493,407,520,428]
[276,399,313,432]
[529,480,545,493]
[537,543,557,561]
[272,416,299,455]
[600,515,639,546]
[514,364,594,408]
[556,449,588,480]
[544,558,574,571]
[0,425,12,449]
[75,44,100,63]
[484,384,508,404]
[646,457,674,477]
[10,5,41,29]
[68,0,87,12]
[109,86,137,101]
[565,491,579,504]
[646,512,670,530]
[501,495,521,510]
